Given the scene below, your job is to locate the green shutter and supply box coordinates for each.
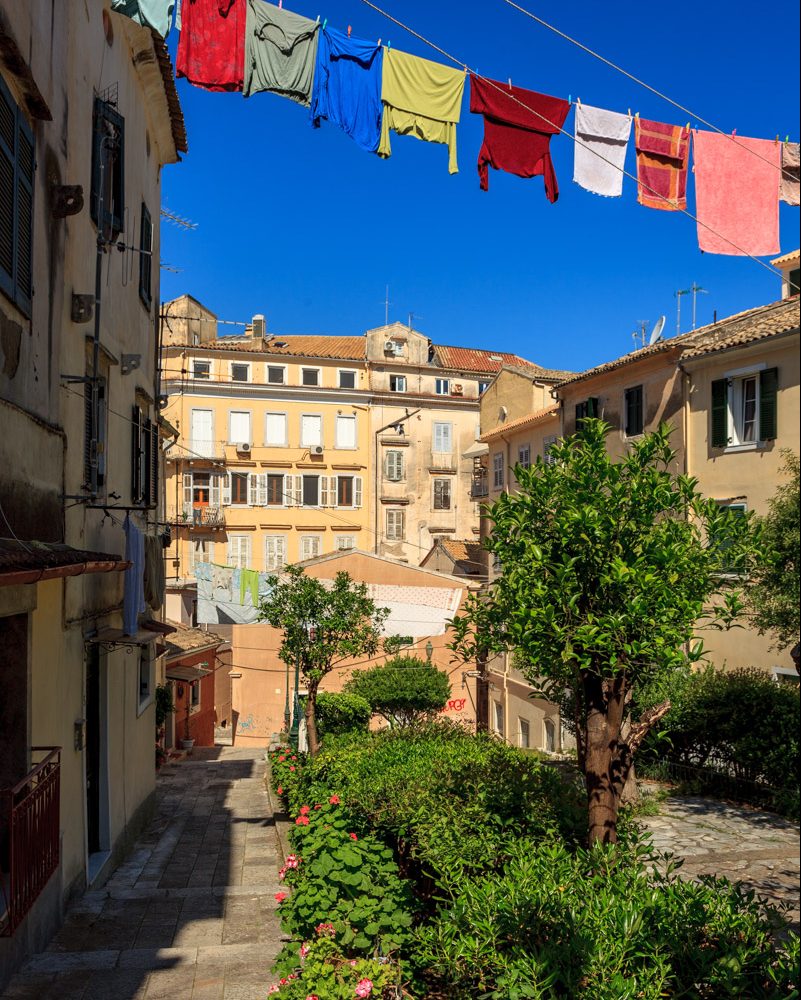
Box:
[711,379,728,448]
[587,397,599,418]
[760,368,778,441]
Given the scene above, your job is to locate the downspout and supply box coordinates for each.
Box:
[677,360,691,479]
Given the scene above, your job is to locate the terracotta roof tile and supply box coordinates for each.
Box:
[434,346,566,377]
[198,335,367,360]
[0,539,125,572]
[436,539,486,575]
[480,405,559,442]
[150,30,187,155]
[771,249,800,267]
[164,621,226,660]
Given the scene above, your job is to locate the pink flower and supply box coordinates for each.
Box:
[286,854,300,869]
[300,942,310,959]
[349,832,358,841]
[306,996,319,1000]
[299,805,311,816]
[274,891,288,903]
[291,755,298,761]
[276,785,283,795]
[315,921,336,937]
[355,979,373,998]
[278,755,286,762]
[268,987,280,995]
[329,795,340,805]
[350,960,357,967]
[295,815,310,826]
[289,766,296,772]
[314,803,322,810]
[279,867,287,880]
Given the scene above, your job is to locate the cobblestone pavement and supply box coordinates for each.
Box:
[3,747,283,1000]
[640,794,800,929]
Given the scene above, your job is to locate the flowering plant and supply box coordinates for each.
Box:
[268,937,403,999]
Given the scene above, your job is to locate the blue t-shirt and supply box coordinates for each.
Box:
[310,25,383,153]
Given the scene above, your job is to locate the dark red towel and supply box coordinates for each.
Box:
[470,76,569,200]
[176,0,246,93]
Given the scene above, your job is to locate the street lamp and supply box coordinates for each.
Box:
[283,660,291,737]
[290,623,315,749]
[425,640,433,662]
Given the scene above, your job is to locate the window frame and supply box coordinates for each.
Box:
[190,537,215,570]
[624,384,644,438]
[264,411,288,447]
[385,449,404,482]
[337,475,355,508]
[335,535,356,551]
[338,368,358,389]
[267,364,287,385]
[0,73,34,317]
[230,361,251,383]
[229,471,250,506]
[517,444,531,469]
[542,435,557,465]
[493,701,505,738]
[713,363,777,452]
[189,679,202,714]
[228,410,252,446]
[137,648,154,715]
[300,413,323,449]
[433,478,452,511]
[335,413,357,450]
[301,366,322,387]
[478,381,490,395]
[518,717,530,749]
[302,474,320,507]
[264,534,288,572]
[433,421,453,454]
[90,95,125,242]
[389,374,407,393]
[386,509,405,541]
[435,378,450,396]
[192,359,211,380]
[227,534,251,569]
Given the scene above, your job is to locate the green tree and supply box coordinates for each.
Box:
[259,566,389,755]
[748,451,800,668]
[450,420,758,845]
[345,655,452,727]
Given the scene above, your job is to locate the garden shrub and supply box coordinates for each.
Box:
[269,936,403,999]
[344,656,451,727]
[315,691,372,737]
[409,835,800,1000]
[641,666,800,795]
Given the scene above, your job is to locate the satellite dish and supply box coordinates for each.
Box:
[649,315,666,345]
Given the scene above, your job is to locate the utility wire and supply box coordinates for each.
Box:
[498,0,795,179]
[357,0,787,280]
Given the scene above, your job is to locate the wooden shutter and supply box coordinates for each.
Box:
[84,381,94,487]
[257,474,268,506]
[320,476,331,507]
[354,477,363,508]
[0,79,13,298]
[711,378,728,448]
[759,368,778,441]
[139,203,152,308]
[15,113,33,313]
[209,474,222,508]
[148,421,159,507]
[183,472,193,517]
[587,397,599,418]
[221,472,232,506]
[248,473,258,506]
[0,77,33,315]
[91,97,125,239]
[132,406,144,503]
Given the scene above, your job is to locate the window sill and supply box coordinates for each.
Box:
[722,442,762,454]
[137,691,154,718]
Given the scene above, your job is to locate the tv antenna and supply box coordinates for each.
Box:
[676,282,708,334]
[408,311,421,330]
[381,285,391,326]
[160,207,198,230]
[632,320,649,349]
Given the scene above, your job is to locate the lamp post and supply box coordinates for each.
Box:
[283,660,291,737]
[425,640,433,662]
[289,645,301,749]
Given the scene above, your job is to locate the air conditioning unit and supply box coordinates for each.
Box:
[236,442,251,454]
[310,445,324,456]
[384,340,395,353]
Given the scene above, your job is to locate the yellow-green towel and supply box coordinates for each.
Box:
[378,48,465,174]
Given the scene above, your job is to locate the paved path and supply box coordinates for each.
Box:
[640,794,800,929]
[3,747,284,1000]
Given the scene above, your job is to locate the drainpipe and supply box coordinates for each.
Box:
[502,651,511,745]
[677,360,691,479]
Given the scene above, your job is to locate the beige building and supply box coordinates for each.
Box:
[0,2,184,983]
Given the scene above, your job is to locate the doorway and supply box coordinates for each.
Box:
[85,645,109,871]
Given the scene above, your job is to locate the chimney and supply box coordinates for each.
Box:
[252,314,266,339]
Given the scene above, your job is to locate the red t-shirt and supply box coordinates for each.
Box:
[177,0,246,93]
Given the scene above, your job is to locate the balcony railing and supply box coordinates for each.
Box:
[1,747,61,936]
[470,471,489,498]
[176,505,226,528]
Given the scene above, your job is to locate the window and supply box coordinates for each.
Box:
[711,368,778,448]
[267,474,285,506]
[264,535,287,572]
[228,411,251,445]
[493,452,504,489]
[84,377,108,491]
[300,535,322,561]
[518,718,530,749]
[433,479,452,510]
[433,422,452,454]
[190,538,214,569]
[386,510,405,541]
[624,385,644,437]
[435,378,450,395]
[518,444,531,469]
[182,471,223,518]
[302,367,320,386]
[267,365,285,384]
[190,680,201,712]
[543,435,557,465]
[190,408,214,456]
[227,535,251,568]
[337,476,354,507]
[230,472,249,505]
[90,95,124,241]
[575,397,599,428]
[192,360,211,380]
[389,374,407,392]
[788,267,800,297]
[773,666,800,687]
[301,414,323,448]
[493,702,505,738]
[264,412,287,447]
[336,535,356,551]
[138,649,153,711]
[544,718,556,752]
[0,75,34,316]
[478,381,490,395]
[131,404,158,507]
[231,362,250,383]
[339,369,357,389]
[335,415,357,449]
[302,475,320,507]
[385,450,404,481]
[139,203,152,309]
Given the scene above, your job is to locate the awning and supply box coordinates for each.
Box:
[87,627,163,649]
[462,441,489,459]
[166,663,213,683]
[0,539,129,588]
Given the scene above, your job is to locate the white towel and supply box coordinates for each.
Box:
[573,103,632,198]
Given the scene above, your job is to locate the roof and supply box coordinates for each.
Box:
[150,30,187,155]
[557,298,799,389]
[480,404,560,442]
[771,249,800,268]
[433,346,564,377]
[431,539,486,576]
[164,620,226,661]
[196,335,367,361]
[0,539,128,586]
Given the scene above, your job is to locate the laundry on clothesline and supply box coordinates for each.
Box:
[634,117,691,211]
[573,102,632,198]
[243,0,319,105]
[176,0,246,92]
[780,142,800,207]
[111,0,175,39]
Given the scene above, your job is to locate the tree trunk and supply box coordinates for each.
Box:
[619,719,640,806]
[306,681,321,757]
[475,649,489,733]
[583,672,628,846]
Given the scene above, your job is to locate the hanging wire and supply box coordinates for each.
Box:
[498,0,795,179]
[357,0,788,280]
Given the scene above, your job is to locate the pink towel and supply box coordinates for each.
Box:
[693,130,780,256]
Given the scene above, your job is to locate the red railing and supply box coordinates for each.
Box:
[0,747,61,936]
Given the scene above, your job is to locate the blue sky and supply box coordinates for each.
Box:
[161,0,800,372]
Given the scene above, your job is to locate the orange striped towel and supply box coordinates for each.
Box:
[635,118,691,211]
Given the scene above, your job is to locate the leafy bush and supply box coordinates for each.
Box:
[269,937,403,999]
[409,835,800,1000]
[345,656,451,727]
[276,797,414,957]
[315,692,372,737]
[641,666,800,794]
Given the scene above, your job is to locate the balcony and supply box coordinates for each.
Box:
[175,506,226,529]
[165,440,228,464]
[1,747,61,936]
[429,451,457,473]
[470,469,489,499]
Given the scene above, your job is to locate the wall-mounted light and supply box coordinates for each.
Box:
[425,641,433,661]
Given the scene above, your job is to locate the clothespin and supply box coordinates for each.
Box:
[315,14,320,24]
[577,96,581,106]
[776,134,780,143]
[732,128,737,137]
[387,40,391,49]
[785,134,790,144]
[377,38,381,46]
[627,108,631,116]
[278,0,282,7]
[322,17,327,29]
[508,77,512,90]
[347,24,352,37]
[685,122,690,131]
[568,94,572,104]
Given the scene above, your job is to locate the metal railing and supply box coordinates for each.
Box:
[470,471,489,498]
[1,747,61,936]
[174,506,226,528]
